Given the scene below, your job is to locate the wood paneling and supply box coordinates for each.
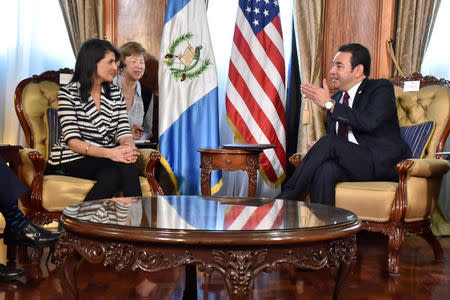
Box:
[103,0,166,141]
[103,0,166,90]
[323,0,396,85]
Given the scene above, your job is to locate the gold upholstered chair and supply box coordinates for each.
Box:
[289,73,450,275]
[14,69,164,227]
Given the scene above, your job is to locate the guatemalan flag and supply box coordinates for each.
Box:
[158,0,221,195]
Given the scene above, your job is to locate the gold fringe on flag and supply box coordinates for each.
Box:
[226,116,286,188]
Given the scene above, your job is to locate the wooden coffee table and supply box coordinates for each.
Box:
[55,196,360,299]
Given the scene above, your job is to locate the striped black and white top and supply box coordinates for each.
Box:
[47,81,132,165]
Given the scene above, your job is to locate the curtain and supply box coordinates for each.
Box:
[0,0,75,145]
[293,0,326,156]
[419,1,450,235]
[59,0,104,56]
[393,0,441,75]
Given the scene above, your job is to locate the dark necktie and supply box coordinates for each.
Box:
[337,92,350,138]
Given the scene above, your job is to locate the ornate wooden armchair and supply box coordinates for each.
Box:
[14,69,164,226]
[289,73,450,275]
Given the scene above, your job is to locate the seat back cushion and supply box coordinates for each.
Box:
[21,81,59,159]
[45,108,61,156]
[400,121,435,158]
[395,85,450,158]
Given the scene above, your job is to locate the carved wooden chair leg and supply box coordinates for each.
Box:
[387,227,405,276]
[420,226,444,261]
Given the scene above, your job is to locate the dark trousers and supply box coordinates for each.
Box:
[0,156,27,213]
[278,134,375,205]
[46,157,142,201]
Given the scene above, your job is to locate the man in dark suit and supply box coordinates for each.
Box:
[0,155,60,281]
[277,43,410,205]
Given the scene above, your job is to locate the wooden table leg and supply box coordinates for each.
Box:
[246,155,259,197]
[333,237,357,300]
[183,264,197,300]
[200,155,212,196]
[333,258,353,300]
[58,256,82,300]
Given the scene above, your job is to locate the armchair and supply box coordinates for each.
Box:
[14,69,164,226]
[289,73,450,275]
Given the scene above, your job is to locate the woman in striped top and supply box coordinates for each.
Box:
[46,39,142,201]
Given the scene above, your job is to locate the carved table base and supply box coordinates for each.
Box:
[198,148,261,196]
[55,231,357,300]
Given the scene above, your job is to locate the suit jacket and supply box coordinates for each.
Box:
[327,78,411,180]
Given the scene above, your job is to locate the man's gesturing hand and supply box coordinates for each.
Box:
[300,79,331,108]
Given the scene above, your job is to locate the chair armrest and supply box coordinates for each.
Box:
[289,153,303,167]
[18,148,46,211]
[390,158,450,222]
[136,148,164,195]
[406,159,450,178]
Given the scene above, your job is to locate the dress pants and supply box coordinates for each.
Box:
[278,134,375,205]
[0,156,27,213]
[47,157,142,201]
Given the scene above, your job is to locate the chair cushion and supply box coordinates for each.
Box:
[335,181,398,222]
[42,175,153,211]
[400,121,435,158]
[336,177,440,222]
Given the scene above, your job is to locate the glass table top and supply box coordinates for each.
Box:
[62,195,357,232]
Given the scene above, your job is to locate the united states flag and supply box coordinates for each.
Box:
[225,0,286,185]
[224,199,285,230]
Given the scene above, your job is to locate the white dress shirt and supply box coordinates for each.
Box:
[335,81,363,144]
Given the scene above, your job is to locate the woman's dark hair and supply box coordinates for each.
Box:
[338,43,371,76]
[71,39,120,102]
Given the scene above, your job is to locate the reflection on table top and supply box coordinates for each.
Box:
[63,196,357,232]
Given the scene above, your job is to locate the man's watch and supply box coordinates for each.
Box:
[325,100,334,111]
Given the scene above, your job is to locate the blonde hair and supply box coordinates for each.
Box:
[118,42,146,60]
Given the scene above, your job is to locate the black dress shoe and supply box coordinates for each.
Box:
[4,220,60,248]
[0,263,24,282]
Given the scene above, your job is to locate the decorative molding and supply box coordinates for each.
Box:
[54,231,77,267]
[282,248,328,270]
[55,230,358,299]
[328,236,357,267]
[211,249,269,297]
[136,250,192,272]
[390,72,450,88]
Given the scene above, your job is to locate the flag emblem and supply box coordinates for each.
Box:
[163,33,211,82]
